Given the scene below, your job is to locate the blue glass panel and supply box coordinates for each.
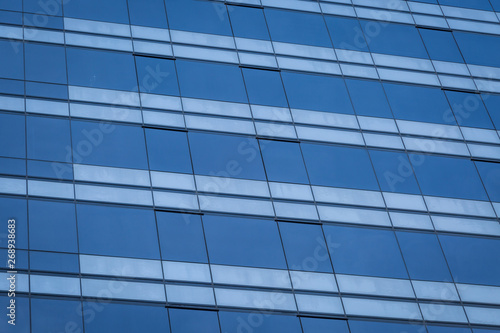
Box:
[0,296,29,333]
[265,8,331,47]
[0,0,22,11]
[189,132,266,181]
[242,68,287,107]
[475,161,500,202]
[31,299,82,333]
[454,32,500,67]
[0,157,25,176]
[282,71,354,114]
[26,82,68,100]
[0,78,24,95]
[136,57,179,96]
[156,212,208,263]
[369,150,420,194]
[84,302,170,333]
[410,154,488,200]
[228,6,270,40]
[128,0,168,28]
[482,94,500,129]
[491,0,500,11]
[0,39,24,80]
[345,78,393,118]
[324,225,408,279]
[29,200,78,252]
[302,143,379,190]
[260,140,309,184]
[177,60,247,103]
[438,0,493,10]
[440,234,500,286]
[0,113,25,159]
[77,204,160,259]
[0,197,28,250]
[350,320,425,333]
[23,0,63,15]
[415,0,438,3]
[203,215,287,269]
[384,83,454,124]
[419,29,463,63]
[165,0,232,36]
[279,222,333,273]
[145,129,192,173]
[445,91,494,129]
[23,13,63,28]
[220,311,302,333]
[396,231,452,281]
[0,248,28,270]
[301,317,350,333]
[67,48,137,91]
[30,251,80,273]
[427,326,472,333]
[326,15,368,52]
[361,20,428,58]
[474,329,500,333]
[170,308,219,333]
[71,121,149,169]
[25,43,67,84]
[27,116,71,162]
[28,159,73,180]
[64,0,129,24]
[1,11,22,25]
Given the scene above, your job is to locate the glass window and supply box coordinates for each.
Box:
[482,94,500,129]
[67,48,137,91]
[169,308,220,333]
[0,113,25,159]
[128,0,167,28]
[282,72,354,114]
[454,32,500,68]
[384,83,454,124]
[1,0,22,11]
[260,140,309,184]
[31,299,82,333]
[23,0,63,15]
[64,0,129,24]
[0,78,24,95]
[301,317,350,333]
[491,0,500,11]
[242,68,287,107]
[396,231,452,281]
[369,150,420,194]
[302,143,379,190]
[419,29,463,63]
[30,251,80,273]
[27,116,71,162]
[220,311,302,333]
[0,296,29,333]
[189,132,266,181]
[145,129,192,174]
[156,211,208,263]
[345,78,393,118]
[427,326,472,333]
[0,197,28,250]
[23,13,63,28]
[84,302,170,333]
[324,225,408,279]
[71,120,148,169]
[438,0,493,10]
[410,154,488,200]
[361,20,428,58]
[177,60,247,103]
[203,215,287,269]
[228,5,270,40]
[26,82,68,100]
[0,157,25,177]
[440,234,500,286]
[77,204,160,259]
[0,248,28,270]
[135,56,179,96]
[445,91,494,129]
[265,8,331,47]
[165,0,232,36]
[475,161,500,202]
[349,320,425,333]
[29,200,78,253]
[25,43,66,84]
[28,160,73,180]
[326,15,368,52]
[279,222,332,273]
[0,39,24,80]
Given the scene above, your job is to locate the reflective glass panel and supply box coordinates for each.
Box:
[228,6,270,40]
[242,68,287,108]
[0,113,25,159]
[170,308,219,333]
[346,78,393,118]
[419,29,463,63]
[301,317,350,333]
[370,150,420,194]
[455,32,500,68]
[27,116,71,162]
[220,311,302,333]
[326,15,368,52]
[260,140,309,184]
[145,129,192,174]
[445,91,494,129]
[475,161,500,202]
[25,43,67,84]
[136,57,179,96]
[64,0,130,24]
[31,298,83,333]
[0,39,24,80]
[128,0,168,28]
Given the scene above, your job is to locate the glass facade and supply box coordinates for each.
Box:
[0,0,500,332]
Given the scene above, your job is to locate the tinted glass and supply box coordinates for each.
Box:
[64,0,129,24]
[0,197,28,250]
[23,0,63,15]
[0,39,23,80]
[326,15,368,52]
[481,94,500,129]
[25,43,67,84]
[0,296,29,333]
[30,251,80,273]
[26,81,68,100]
[345,78,393,118]
[370,150,420,194]
[128,0,168,28]
[475,161,500,202]
[455,32,500,67]
[427,326,472,333]
[439,0,493,10]
[228,6,270,40]
[28,159,73,180]
[0,113,25,159]
[419,29,463,63]
[260,140,309,184]
[27,116,71,162]
[445,91,494,129]
[136,57,179,96]
[242,68,288,107]
[145,129,192,173]
[0,157,25,177]
[31,299,83,333]
[301,317,350,333]
[349,320,425,333]
[170,309,220,333]
[220,311,302,333]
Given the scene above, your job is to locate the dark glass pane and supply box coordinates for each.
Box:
[0,248,28,270]
[0,157,26,176]
[27,116,71,162]
[260,140,309,184]
[0,78,24,95]
[349,320,425,333]
[326,15,368,52]
[145,129,192,173]
[445,91,494,129]
[23,13,63,28]
[26,82,68,100]
[23,0,63,15]
[220,311,302,333]
[455,32,500,67]
[301,317,350,333]
[0,10,21,25]
[0,0,22,11]
[0,197,28,250]
[419,29,463,63]
[170,308,220,333]
[27,159,73,180]
[135,56,179,96]
[64,0,129,24]
[476,161,500,202]
[0,113,25,159]
[369,150,420,194]
[30,251,80,273]
[0,296,29,333]
[242,68,288,107]
[438,0,493,10]
[228,6,270,40]
[0,39,24,80]
[345,78,393,118]
[128,0,168,28]
[427,326,472,333]
[482,94,500,129]
[31,298,82,333]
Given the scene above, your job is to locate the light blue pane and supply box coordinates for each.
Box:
[440,234,500,286]
[67,48,137,91]
[324,225,408,279]
[177,60,247,103]
[64,0,129,24]
[136,56,179,96]
[427,326,472,333]
[0,197,28,250]
[410,154,488,200]
[265,8,331,47]
[165,0,232,36]
[445,91,494,129]
[302,143,379,190]
[301,317,349,333]
[242,68,288,107]
[346,78,393,118]
[476,161,500,202]
[29,200,78,252]
[350,320,425,333]
[419,29,463,63]
[170,308,220,333]
[157,212,208,263]
[27,116,71,162]
[189,132,266,181]
[260,140,309,184]
[369,150,421,194]
[77,204,160,259]
[30,251,79,273]
[455,32,500,68]
[0,113,25,158]
[482,94,500,129]
[326,15,369,52]
[31,299,82,333]
[439,0,493,10]
[0,39,24,80]
[203,215,287,269]
[279,222,333,273]
[228,5,270,40]
[0,296,29,333]
[220,311,302,333]
[145,129,192,173]
[71,120,149,169]
[282,71,354,114]
[128,0,167,28]
[396,231,452,281]
[28,159,73,180]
